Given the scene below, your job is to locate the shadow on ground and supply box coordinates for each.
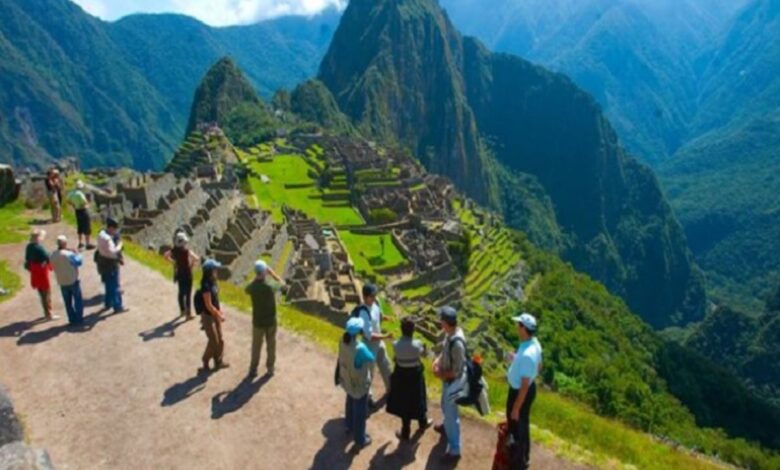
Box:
[139,316,188,342]
[210,374,271,419]
[161,372,208,407]
[310,418,360,469]
[15,308,119,345]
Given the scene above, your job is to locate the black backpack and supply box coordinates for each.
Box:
[193,288,205,314]
[350,305,370,320]
[449,337,484,407]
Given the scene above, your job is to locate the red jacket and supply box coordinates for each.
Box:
[29,262,52,291]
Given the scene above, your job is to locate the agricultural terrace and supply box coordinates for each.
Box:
[338,230,407,283]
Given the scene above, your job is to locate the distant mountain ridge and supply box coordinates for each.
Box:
[319,0,706,328]
[0,0,337,169]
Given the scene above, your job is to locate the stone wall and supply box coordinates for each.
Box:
[0,165,19,206]
[0,384,54,470]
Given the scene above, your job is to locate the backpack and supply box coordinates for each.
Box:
[449,336,485,409]
[350,304,370,320]
[193,288,205,314]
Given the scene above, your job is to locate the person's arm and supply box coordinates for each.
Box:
[203,291,224,322]
[511,377,531,421]
[188,250,200,268]
[266,266,283,283]
[163,249,173,263]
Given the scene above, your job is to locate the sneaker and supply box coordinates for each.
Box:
[214,362,231,371]
[78,243,85,250]
[440,453,461,464]
[266,367,275,377]
[247,370,258,379]
[114,307,130,314]
[357,435,372,449]
[45,314,60,321]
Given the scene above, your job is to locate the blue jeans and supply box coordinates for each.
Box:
[345,394,369,446]
[60,281,84,325]
[104,270,123,312]
[441,381,461,455]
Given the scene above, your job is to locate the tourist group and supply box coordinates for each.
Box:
[22,177,543,469]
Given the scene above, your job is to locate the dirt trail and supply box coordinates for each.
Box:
[0,223,584,470]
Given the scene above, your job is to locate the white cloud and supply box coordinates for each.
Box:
[70,0,346,25]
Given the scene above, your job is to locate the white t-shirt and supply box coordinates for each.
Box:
[360,302,382,339]
[507,337,542,389]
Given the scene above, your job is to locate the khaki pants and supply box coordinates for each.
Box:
[368,340,392,393]
[250,325,277,374]
[37,290,51,317]
[201,314,225,367]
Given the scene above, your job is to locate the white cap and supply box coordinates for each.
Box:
[76,180,85,189]
[175,232,189,246]
[56,235,68,244]
[512,313,537,332]
[254,259,268,274]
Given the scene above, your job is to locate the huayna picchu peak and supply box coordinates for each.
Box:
[318,0,706,328]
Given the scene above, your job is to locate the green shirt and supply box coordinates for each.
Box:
[245,278,281,328]
[67,190,88,210]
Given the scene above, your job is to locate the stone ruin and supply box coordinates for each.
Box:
[282,206,362,323]
[0,165,20,206]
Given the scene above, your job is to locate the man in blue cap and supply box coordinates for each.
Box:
[356,283,393,407]
[433,305,467,464]
[246,259,284,378]
[338,317,375,449]
[506,312,542,470]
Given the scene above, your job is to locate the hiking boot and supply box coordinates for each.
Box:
[86,244,96,250]
[247,369,258,379]
[440,453,461,464]
[214,362,230,371]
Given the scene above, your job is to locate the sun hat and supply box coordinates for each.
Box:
[202,259,222,271]
[174,232,189,246]
[254,259,268,274]
[56,234,68,244]
[30,229,46,241]
[346,317,365,336]
[512,312,537,332]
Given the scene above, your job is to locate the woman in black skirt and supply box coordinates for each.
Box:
[386,317,433,440]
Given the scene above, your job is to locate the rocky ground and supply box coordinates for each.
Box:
[0,222,584,469]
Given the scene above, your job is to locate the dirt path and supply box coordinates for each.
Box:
[0,223,584,470]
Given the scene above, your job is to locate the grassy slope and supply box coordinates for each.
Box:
[338,230,406,281]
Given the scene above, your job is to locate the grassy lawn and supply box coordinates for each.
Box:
[0,200,33,244]
[248,154,363,225]
[338,230,407,282]
[400,283,433,300]
[0,260,22,304]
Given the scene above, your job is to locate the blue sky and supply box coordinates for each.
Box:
[70,0,346,26]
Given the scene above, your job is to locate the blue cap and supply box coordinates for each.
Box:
[254,259,268,274]
[438,306,457,322]
[202,259,222,271]
[346,317,364,336]
[362,283,379,297]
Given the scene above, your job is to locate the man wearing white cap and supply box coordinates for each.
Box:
[245,259,284,378]
[50,235,84,325]
[67,180,94,250]
[506,313,543,470]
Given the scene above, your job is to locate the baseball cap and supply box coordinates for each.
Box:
[362,283,379,297]
[346,317,364,336]
[202,259,222,271]
[254,259,268,274]
[56,235,68,244]
[76,180,85,189]
[106,217,119,228]
[438,305,457,322]
[512,313,537,332]
[175,232,189,246]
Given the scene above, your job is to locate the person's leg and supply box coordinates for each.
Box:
[60,285,75,324]
[376,342,392,393]
[250,327,263,375]
[38,290,52,318]
[266,326,276,373]
[518,383,537,470]
[113,269,123,311]
[506,387,521,468]
[73,281,84,324]
[401,418,411,440]
[214,320,226,366]
[345,395,353,432]
[201,315,218,369]
[177,278,187,315]
[182,276,193,317]
[442,383,461,455]
[105,271,117,310]
[354,393,369,446]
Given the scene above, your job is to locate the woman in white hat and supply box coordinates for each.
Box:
[24,229,58,320]
[164,231,199,319]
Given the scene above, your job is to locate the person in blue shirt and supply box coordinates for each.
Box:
[337,317,375,449]
[505,313,542,470]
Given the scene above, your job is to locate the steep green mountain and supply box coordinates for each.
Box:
[0,0,180,169]
[319,0,706,328]
[683,292,780,408]
[0,0,337,170]
[289,80,353,134]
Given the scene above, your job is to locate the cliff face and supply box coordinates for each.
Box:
[318,0,706,327]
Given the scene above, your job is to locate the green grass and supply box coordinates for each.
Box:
[400,284,433,300]
[338,230,407,282]
[0,200,33,244]
[248,154,363,225]
[0,260,22,304]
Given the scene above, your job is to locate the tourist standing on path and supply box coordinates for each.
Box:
[338,317,375,449]
[50,235,84,326]
[198,259,229,373]
[164,232,199,320]
[386,317,433,440]
[96,218,126,313]
[433,306,467,464]
[66,180,95,250]
[24,229,57,321]
[506,313,542,470]
[245,259,283,378]
[45,168,63,223]
[356,283,393,405]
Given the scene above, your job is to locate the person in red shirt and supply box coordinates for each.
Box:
[24,229,58,321]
